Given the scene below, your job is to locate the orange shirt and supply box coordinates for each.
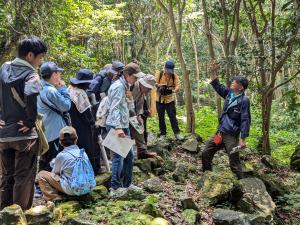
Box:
[155,71,180,103]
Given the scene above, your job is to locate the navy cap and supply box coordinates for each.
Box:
[112,61,125,72]
[70,69,94,84]
[165,60,175,74]
[40,61,64,77]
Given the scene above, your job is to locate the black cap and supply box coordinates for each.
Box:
[70,69,94,84]
[165,60,175,74]
[233,75,249,90]
[112,61,125,72]
[40,62,64,77]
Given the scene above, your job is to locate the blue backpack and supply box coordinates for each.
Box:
[68,149,96,196]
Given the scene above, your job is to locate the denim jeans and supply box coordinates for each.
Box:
[106,126,134,190]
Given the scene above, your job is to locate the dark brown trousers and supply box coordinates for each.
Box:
[0,139,38,210]
[202,133,244,179]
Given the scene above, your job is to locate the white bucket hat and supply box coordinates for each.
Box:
[139,74,156,89]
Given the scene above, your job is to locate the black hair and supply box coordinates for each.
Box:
[71,83,90,90]
[17,36,48,58]
[41,73,53,80]
[232,75,249,90]
[60,133,76,147]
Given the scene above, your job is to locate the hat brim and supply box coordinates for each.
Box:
[70,78,93,84]
[165,68,174,74]
[57,67,64,72]
[134,72,146,78]
[139,79,155,89]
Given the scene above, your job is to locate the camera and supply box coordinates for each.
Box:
[158,85,173,96]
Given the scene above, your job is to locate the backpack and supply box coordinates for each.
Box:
[68,149,96,196]
[96,96,109,127]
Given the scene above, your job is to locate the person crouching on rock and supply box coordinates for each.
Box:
[202,61,251,179]
[36,126,94,201]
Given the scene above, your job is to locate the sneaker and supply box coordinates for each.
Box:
[127,184,142,192]
[175,133,184,141]
[34,185,43,198]
[109,187,127,198]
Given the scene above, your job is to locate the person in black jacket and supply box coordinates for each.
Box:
[0,36,47,210]
[68,69,100,174]
[202,62,251,179]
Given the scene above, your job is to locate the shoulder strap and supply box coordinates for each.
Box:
[11,87,26,109]
[65,148,84,159]
[40,96,63,116]
[158,70,163,83]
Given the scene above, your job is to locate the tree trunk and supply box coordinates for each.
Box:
[189,23,201,108]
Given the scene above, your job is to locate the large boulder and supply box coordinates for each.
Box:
[201,171,239,204]
[144,177,163,193]
[25,205,53,225]
[0,204,27,225]
[237,178,276,221]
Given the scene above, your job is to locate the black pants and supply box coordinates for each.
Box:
[156,101,180,135]
[202,133,244,179]
[39,139,62,172]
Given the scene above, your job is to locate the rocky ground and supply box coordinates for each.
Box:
[0,134,299,225]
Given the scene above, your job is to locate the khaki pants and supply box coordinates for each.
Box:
[36,171,65,201]
[202,133,244,179]
[129,124,147,157]
[0,139,38,210]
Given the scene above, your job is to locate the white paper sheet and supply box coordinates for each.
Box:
[129,116,144,134]
[102,128,135,158]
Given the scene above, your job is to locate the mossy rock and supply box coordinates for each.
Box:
[150,217,170,225]
[25,205,53,225]
[95,172,111,188]
[163,159,176,172]
[108,212,153,225]
[63,217,97,225]
[182,209,200,225]
[90,185,108,201]
[172,162,189,184]
[0,204,27,225]
[202,170,238,204]
[133,166,150,184]
[57,201,81,219]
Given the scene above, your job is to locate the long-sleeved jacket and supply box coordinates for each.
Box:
[0,58,41,142]
[106,76,131,129]
[37,80,71,142]
[211,78,251,139]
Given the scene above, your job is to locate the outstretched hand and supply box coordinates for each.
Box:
[210,60,218,81]
[17,120,30,133]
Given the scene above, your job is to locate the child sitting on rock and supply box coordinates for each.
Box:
[36,126,95,201]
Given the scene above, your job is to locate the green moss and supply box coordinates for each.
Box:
[182,209,199,225]
[109,212,153,225]
[57,201,80,218]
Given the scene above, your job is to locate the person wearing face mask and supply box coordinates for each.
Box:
[202,61,251,179]
[105,62,143,198]
[37,62,71,172]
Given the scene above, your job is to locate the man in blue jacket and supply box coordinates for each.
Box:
[202,62,251,179]
[38,62,71,171]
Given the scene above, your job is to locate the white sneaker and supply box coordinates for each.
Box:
[175,134,184,141]
[109,187,127,198]
[127,184,142,192]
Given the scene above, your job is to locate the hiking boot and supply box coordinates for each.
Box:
[127,184,142,192]
[109,187,128,198]
[175,133,184,141]
[138,151,157,159]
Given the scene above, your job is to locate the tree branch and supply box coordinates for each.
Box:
[155,0,168,14]
[267,70,300,95]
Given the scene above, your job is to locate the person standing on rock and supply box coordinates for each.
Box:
[106,62,143,198]
[202,61,251,179]
[129,73,158,159]
[156,60,184,141]
[0,36,47,210]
